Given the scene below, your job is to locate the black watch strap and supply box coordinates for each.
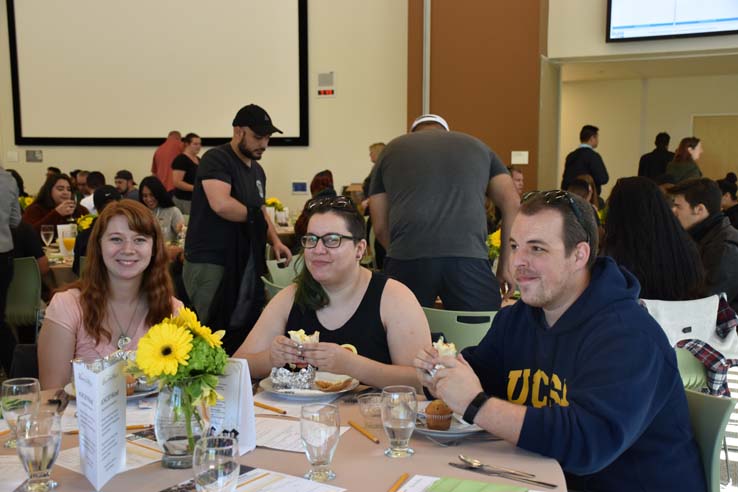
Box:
[462,392,489,425]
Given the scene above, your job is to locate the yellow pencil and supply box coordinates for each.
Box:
[348,419,380,444]
[0,429,10,438]
[254,401,287,415]
[388,472,409,492]
[66,424,152,435]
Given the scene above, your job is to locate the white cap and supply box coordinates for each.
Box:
[410,114,449,132]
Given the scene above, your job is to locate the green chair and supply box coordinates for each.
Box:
[261,275,286,301]
[266,255,303,286]
[684,389,736,492]
[422,307,496,350]
[5,257,43,340]
[676,348,709,391]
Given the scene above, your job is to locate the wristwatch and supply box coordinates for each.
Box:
[462,392,489,425]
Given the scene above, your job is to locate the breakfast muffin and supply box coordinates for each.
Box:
[425,399,453,430]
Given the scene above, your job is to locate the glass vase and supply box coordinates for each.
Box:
[154,383,209,469]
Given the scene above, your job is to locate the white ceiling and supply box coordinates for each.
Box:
[560,52,738,82]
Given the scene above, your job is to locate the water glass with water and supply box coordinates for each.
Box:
[1,378,40,449]
[16,409,62,491]
[381,385,417,458]
[300,403,340,482]
[193,436,239,492]
[40,225,55,248]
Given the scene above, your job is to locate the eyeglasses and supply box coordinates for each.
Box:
[522,190,591,245]
[301,233,357,249]
[306,195,355,212]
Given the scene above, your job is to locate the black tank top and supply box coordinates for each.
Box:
[285,273,392,364]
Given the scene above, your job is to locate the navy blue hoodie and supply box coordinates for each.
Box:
[463,257,706,492]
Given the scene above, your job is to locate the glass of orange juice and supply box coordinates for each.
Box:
[61,228,77,256]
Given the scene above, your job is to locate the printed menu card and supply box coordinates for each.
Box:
[72,357,127,490]
[208,358,256,455]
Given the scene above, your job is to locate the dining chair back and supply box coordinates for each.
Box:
[684,389,736,492]
[5,256,43,340]
[262,275,286,301]
[266,255,303,286]
[422,307,496,350]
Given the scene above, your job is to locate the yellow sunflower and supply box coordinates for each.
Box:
[136,322,193,378]
[166,307,199,328]
[189,323,225,348]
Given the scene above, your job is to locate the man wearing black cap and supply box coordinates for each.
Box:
[184,104,292,353]
[114,170,139,200]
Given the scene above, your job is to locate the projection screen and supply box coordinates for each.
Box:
[6,0,308,146]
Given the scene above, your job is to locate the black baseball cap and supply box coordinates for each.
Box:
[93,185,122,211]
[232,104,282,135]
[114,170,136,184]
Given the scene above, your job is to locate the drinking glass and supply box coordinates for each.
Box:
[381,385,417,458]
[193,436,239,492]
[60,228,77,256]
[300,403,340,482]
[1,378,40,449]
[40,225,55,248]
[357,393,383,429]
[16,410,62,491]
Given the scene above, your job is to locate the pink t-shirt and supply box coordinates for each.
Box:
[44,289,184,360]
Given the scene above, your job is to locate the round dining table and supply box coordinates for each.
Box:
[0,388,567,491]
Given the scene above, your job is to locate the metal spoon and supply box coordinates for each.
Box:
[458,454,536,478]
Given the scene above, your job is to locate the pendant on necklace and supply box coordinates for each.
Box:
[117,335,132,350]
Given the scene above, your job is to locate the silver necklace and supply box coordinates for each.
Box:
[109,297,143,350]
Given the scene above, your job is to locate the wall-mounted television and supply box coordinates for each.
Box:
[607,0,738,42]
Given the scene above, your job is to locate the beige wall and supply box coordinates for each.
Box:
[548,0,738,59]
[0,0,408,212]
[559,73,738,198]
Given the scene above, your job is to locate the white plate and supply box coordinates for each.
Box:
[415,401,485,438]
[259,371,360,401]
[64,382,158,401]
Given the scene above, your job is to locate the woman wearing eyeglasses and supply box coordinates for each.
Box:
[234,196,431,388]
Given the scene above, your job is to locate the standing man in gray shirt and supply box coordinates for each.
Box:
[369,114,520,310]
[0,163,21,374]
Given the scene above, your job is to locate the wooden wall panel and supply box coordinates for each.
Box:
[408,0,542,191]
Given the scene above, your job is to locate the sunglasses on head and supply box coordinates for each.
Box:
[306,195,355,212]
[522,190,591,245]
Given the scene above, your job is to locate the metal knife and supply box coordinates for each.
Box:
[448,462,559,489]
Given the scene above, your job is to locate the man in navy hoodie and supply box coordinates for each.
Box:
[415,190,705,492]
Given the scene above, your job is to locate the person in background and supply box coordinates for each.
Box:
[508,166,524,196]
[294,170,337,243]
[172,132,201,214]
[184,104,291,354]
[46,167,61,180]
[234,196,430,388]
[370,114,520,311]
[73,185,121,276]
[139,176,185,244]
[669,178,738,310]
[38,200,182,389]
[114,170,139,200]
[151,130,183,193]
[717,172,738,229]
[79,171,106,214]
[74,170,90,202]
[7,169,29,198]
[414,190,706,492]
[0,162,21,375]
[22,174,88,233]
[638,132,674,181]
[575,174,603,210]
[561,125,609,197]
[666,137,703,183]
[567,178,601,225]
[362,143,387,268]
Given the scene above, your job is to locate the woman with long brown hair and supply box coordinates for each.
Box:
[38,200,182,389]
[22,173,88,233]
[666,137,703,183]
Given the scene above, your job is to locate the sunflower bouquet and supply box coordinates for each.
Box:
[487,228,502,261]
[265,197,284,211]
[18,196,34,211]
[128,308,228,453]
[76,213,96,231]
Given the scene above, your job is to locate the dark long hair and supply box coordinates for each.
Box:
[673,137,700,162]
[139,176,176,209]
[58,200,174,345]
[34,174,73,209]
[717,173,738,202]
[603,177,705,300]
[294,196,366,311]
